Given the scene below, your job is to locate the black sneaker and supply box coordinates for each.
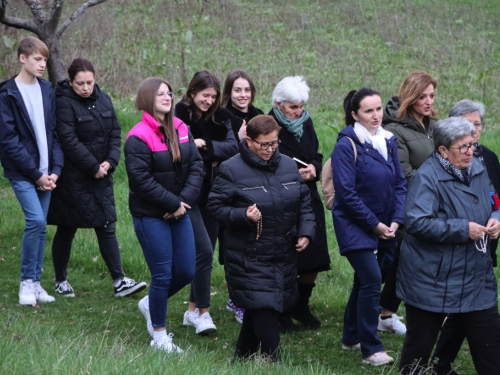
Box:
[55,280,75,298]
[114,277,147,297]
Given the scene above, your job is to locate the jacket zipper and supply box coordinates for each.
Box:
[243,186,268,192]
[282,182,299,190]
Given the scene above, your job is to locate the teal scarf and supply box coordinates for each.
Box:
[272,106,309,142]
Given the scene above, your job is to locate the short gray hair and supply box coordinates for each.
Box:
[449,99,485,120]
[271,76,309,107]
[432,117,476,151]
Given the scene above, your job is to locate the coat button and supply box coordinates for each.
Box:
[474,199,479,204]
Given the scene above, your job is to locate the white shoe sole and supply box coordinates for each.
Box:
[196,325,217,335]
[115,281,147,297]
[362,358,394,366]
[19,297,37,305]
[138,297,153,337]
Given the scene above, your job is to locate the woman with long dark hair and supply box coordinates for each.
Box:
[175,70,238,334]
[125,77,203,352]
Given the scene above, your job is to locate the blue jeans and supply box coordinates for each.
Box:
[343,249,387,358]
[133,215,196,328]
[10,180,52,282]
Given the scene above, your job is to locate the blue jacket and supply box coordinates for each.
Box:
[0,76,63,183]
[397,155,499,313]
[331,125,406,255]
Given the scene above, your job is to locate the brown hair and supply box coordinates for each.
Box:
[246,115,280,139]
[68,58,95,81]
[17,37,49,59]
[181,70,221,122]
[397,71,438,121]
[221,69,256,108]
[135,78,181,162]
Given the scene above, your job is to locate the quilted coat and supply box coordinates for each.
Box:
[48,80,120,228]
[397,155,500,313]
[207,141,316,311]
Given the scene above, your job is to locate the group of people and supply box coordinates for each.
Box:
[1,36,500,374]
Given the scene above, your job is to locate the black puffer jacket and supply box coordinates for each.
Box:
[174,102,238,205]
[124,112,203,218]
[207,141,316,311]
[47,80,120,228]
[225,102,264,139]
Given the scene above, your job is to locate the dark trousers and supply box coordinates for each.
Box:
[400,304,500,375]
[52,223,124,282]
[431,314,465,375]
[379,229,405,312]
[343,249,386,358]
[189,203,216,308]
[235,309,280,360]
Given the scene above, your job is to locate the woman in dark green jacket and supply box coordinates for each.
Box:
[378,71,437,334]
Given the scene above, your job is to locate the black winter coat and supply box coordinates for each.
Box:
[48,80,120,228]
[207,141,316,311]
[269,111,331,273]
[124,112,203,218]
[174,102,238,206]
[225,102,264,139]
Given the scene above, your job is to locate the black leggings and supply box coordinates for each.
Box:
[52,223,124,282]
[235,309,280,361]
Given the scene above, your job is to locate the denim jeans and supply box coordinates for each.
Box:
[133,214,195,328]
[343,249,387,358]
[10,180,52,282]
[52,223,125,282]
[189,203,214,308]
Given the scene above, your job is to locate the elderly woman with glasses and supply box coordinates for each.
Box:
[430,100,500,375]
[207,115,315,361]
[268,76,330,331]
[397,116,500,375]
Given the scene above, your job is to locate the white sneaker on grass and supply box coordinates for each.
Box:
[151,333,183,354]
[55,280,75,297]
[183,309,217,335]
[138,295,153,337]
[19,280,36,305]
[378,314,407,335]
[362,351,394,366]
[34,281,55,303]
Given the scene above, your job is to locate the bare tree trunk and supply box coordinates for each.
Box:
[0,0,109,85]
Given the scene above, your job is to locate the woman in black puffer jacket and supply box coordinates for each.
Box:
[48,58,146,298]
[207,115,315,361]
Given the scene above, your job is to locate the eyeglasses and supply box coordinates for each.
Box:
[473,122,484,129]
[157,91,174,99]
[450,142,479,154]
[252,139,281,150]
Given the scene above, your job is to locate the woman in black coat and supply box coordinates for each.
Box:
[174,70,238,335]
[48,58,146,298]
[269,76,330,330]
[207,115,315,361]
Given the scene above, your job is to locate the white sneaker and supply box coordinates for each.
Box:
[183,309,217,335]
[138,296,153,337]
[150,333,183,354]
[34,281,55,303]
[378,314,407,335]
[19,280,36,305]
[362,351,394,366]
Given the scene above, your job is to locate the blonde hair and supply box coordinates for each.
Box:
[397,71,438,121]
[135,78,181,162]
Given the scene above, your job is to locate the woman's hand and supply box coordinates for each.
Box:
[101,161,111,172]
[373,222,396,239]
[237,120,246,140]
[163,202,191,220]
[94,165,108,179]
[469,222,488,241]
[389,222,400,234]
[194,138,204,149]
[246,204,261,223]
[296,236,310,252]
[299,164,316,181]
[485,218,500,240]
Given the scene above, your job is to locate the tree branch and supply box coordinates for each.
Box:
[47,0,64,33]
[24,0,46,25]
[0,0,39,34]
[56,0,108,39]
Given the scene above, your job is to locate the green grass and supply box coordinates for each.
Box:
[1,0,500,373]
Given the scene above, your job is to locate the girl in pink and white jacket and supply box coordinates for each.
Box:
[124,78,203,353]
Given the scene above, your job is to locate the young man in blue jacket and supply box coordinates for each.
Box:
[0,37,64,305]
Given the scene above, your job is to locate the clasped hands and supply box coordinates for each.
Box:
[36,173,59,191]
[469,219,500,241]
[164,202,191,221]
[94,161,111,179]
[373,222,400,240]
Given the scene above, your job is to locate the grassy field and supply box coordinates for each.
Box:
[1,0,500,374]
